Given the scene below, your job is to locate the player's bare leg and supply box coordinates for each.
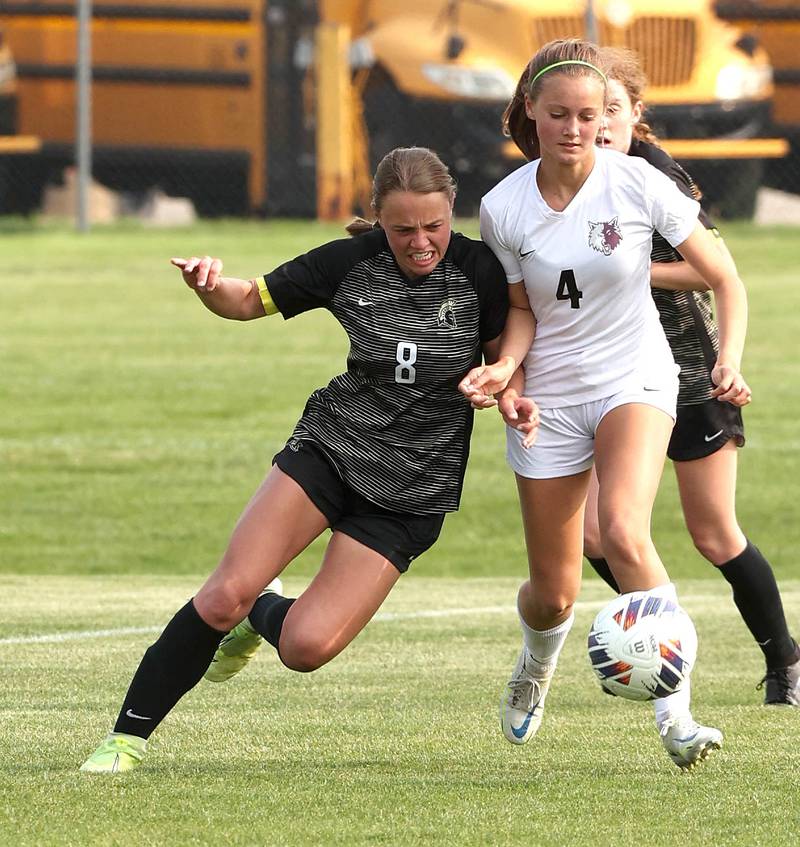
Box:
[593,403,673,592]
[206,530,400,681]
[194,466,330,631]
[501,471,588,744]
[81,467,328,774]
[594,403,722,768]
[274,534,400,671]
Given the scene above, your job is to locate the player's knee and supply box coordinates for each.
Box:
[529,590,575,622]
[522,578,576,623]
[601,518,649,566]
[688,525,743,566]
[195,583,256,632]
[279,630,337,672]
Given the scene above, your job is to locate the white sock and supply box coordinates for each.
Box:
[648,581,678,603]
[654,680,692,729]
[518,605,575,667]
[650,582,693,728]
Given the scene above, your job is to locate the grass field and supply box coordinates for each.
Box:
[2,218,799,845]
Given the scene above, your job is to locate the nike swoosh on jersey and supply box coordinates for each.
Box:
[704,429,724,442]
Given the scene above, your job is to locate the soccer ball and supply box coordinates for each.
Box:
[587,590,698,701]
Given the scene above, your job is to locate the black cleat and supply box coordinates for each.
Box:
[758,657,800,706]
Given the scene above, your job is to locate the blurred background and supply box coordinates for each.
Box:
[1,0,800,225]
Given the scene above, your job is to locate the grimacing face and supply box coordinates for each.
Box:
[378,190,453,279]
[597,77,643,153]
[525,73,606,166]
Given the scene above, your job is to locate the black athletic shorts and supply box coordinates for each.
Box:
[273,439,446,573]
[668,398,745,462]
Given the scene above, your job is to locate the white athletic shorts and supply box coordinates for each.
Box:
[506,368,679,480]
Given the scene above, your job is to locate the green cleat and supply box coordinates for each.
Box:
[204,577,283,683]
[80,732,147,774]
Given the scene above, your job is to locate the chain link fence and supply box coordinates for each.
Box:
[1,0,799,223]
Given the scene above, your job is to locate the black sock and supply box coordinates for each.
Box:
[248,592,295,655]
[113,600,225,739]
[586,556,620,594]
[718,539,798,669]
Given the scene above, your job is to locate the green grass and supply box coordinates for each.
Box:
[2,218,798,579]
[2,576,799,846]
[1,219,799,846]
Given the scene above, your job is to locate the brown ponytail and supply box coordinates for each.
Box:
[503,63,539,161]
[345,217,381,236]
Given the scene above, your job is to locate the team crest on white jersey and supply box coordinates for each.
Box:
[437,298,457,328]
[588,217,623,256]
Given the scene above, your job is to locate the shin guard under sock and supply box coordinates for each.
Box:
[718,540,797,669]
[113,600,225,738]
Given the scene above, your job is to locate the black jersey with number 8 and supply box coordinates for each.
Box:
[263,228,508,514]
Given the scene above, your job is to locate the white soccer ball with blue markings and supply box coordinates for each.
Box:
[587,590,698,701]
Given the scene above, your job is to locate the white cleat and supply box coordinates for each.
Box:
[660,716,723,771]
[500,648,555,745]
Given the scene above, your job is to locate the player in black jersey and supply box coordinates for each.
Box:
[80,147,509,773]
[584,48,800,706]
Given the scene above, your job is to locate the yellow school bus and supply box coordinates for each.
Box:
[323,0,779,217]
[716,0,800,192]
[0,23,16,136]
[0,0,782,217]
[0,0,318,215]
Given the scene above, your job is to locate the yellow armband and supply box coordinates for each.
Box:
[256,277,279,316]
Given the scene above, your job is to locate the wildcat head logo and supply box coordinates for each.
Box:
[437,298,457,329]
[588,217,622,255]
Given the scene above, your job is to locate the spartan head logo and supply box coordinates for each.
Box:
[588,217,623,256]
[437,298,457,329]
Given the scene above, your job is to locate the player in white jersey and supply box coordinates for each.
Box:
[480,144,689,415]
[460,39,750,770]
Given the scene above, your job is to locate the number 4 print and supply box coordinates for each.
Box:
[556,269,583,309]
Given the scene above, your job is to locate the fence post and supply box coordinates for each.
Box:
[76,0,92,232]
[315,22,353,221]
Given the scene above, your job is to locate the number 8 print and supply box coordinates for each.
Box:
[395,341,417,384]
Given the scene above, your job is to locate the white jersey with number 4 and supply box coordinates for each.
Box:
[480,147,700,408]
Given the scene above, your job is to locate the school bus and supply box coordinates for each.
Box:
[0,24,16,136]
[715,0,800,192]
[324,0,781,217]
[0,21,43,210]
[0,0,318,215]
[0,0,782,217]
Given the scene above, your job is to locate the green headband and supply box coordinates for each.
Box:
[530,59,607,87]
